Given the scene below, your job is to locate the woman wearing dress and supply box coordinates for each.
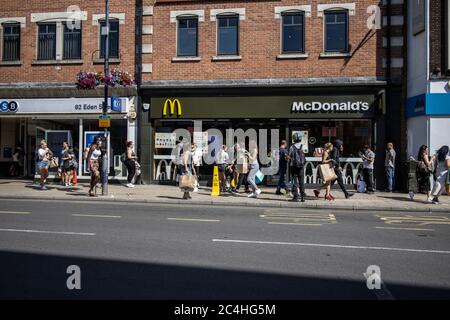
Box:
[415,145,435,203]
[86,136,103,197]
[313,143,335,201]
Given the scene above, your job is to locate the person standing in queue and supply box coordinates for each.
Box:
[59,142,69,185]
[37,140,53,190]
[191,143,202,192]
[216,145,230,193]
[181,142,196,200]
[86,136,102,197]
[361,145,376,193]
[124,141,138,188]
[276,140,289,195]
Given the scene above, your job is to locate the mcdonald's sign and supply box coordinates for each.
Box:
[162,99,182,117]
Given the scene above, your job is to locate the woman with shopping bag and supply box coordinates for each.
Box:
[179,142,197,200]
[313,143,337,201]
[247,140,262,198]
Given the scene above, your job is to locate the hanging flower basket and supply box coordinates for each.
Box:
[76,69,134,89]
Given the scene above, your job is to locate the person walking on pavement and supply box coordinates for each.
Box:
[313,143,335,201]
[86,136,102,197]
[276,140,289,195]
[361,145,376,193]
[191,143,202,192]
[431,145,450,204]
[124,141,138,188]
[247,140,262,198]
[235,143,250,193]
[37,140,53,190]
[216,145,230,193]
[329,140,354,199]
[385,142,396,192]
[413,145,435,203]
[287,133,306,202]
[181,142,196,200]
[175,139,184,184]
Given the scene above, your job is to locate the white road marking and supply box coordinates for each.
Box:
[0,211,30,215]
[375,226,435,232]
[0,228,95,236]
[268,222,323,226]
[211,239,450,254]
[168,218,220,222]
[363,274,395,300]
[72,214,121,218]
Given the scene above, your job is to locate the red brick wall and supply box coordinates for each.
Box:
[0,0,136,84]
[149,0,385,81]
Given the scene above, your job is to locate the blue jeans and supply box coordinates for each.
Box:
[276,168,287,192]
[385,166,395,191]
[247,163,259,192]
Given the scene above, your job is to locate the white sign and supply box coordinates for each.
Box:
[292,131,309,153]
[0,98,129,114]
[155,133,176,149]
[193,131,209,154]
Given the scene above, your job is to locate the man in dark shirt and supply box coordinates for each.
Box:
[276,140,289,195]
[330,139,354,199]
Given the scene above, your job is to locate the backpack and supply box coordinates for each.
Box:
[291,145,306,168]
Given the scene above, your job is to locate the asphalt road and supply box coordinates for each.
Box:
[0,199,449,300]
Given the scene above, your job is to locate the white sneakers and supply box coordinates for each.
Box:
[126,183,135,188]
[255,189,262,195]
[194,187,199,193]
[248,189,261,198]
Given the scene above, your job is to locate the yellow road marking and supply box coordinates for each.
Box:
[376,215,450,226]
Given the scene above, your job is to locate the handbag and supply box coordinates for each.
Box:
[179,174,196,192]
[318,163,337,183]
[357,180,366,193]
[255,170,265,184]
[49,158,59,168]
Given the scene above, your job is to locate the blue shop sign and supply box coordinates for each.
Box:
[406,93,450,118]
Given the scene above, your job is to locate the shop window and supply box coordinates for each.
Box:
[217,15,239,55]
[281,12,304,54]
[100,20,119,59]
[324,11,348,53]
[177,17,198,57]
[37,23,56,60]
[63,22,82,59]
[2,23,20,61]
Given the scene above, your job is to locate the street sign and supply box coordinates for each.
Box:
[99,115,111,128]
[111,96,122,112]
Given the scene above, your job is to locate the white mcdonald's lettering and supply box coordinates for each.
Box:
[291,101,370,112]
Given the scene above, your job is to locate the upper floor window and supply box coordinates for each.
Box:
[38,23,56,60]
[217,15,239,56]
[100,20,119,59]
[324,11,348,53]
[63,22,82,59]
[177,17,198,57]
[281,12,304,54]
[2,23,20,61]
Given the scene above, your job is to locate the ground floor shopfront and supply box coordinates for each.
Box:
[0,91,137,181]
[140,85,392,187]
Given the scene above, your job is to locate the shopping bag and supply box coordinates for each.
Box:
[255,170,265,184]
[237,160,248,174]
[179,174,196,192]
[49,158,59,168]
[357,180,366,193]
[318,163,337,183]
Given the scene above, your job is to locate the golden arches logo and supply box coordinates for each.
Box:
[163,99,182,117]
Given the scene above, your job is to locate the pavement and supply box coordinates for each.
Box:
[0,179,450,212]
[1,199,449,299]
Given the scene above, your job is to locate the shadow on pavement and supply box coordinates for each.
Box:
[1,250,449,300]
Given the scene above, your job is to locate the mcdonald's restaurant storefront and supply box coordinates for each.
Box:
[140,86,388,186]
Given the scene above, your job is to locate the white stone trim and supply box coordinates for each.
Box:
[92,13,125,25]
[170,10,205,23]
[0,17,26,28]
[142,44,153,54]
[318,3,355,17]
[143,6,153,16]
[142,25,153,35]
[142,63,152,73]
[31,11,87,23]
[210,8,246,21]
[275,6,312,18]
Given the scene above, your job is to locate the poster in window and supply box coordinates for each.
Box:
[155,133,176,149]
[193,131,209,154]
[291,131,309,153]
[412,0,425,35]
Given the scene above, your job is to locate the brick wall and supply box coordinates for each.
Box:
[148,0,389,82]
[0,0,136,84]
[429,0,444,73]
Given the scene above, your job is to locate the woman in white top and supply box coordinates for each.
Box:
[191,143,202,192]
[216,145,229,192]
[37,140,53,190]
[247,140,261,198]
[86,136,103,197]
[431,146,450,203]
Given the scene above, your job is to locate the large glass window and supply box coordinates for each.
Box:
[282,12,304,53]
[37,23,56,60]
[177,17,198,56]
[100,20,119,59]
[217,15,239,55]
[324,11,348,52]
[2,23,20,61]
[63,22,82,59]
